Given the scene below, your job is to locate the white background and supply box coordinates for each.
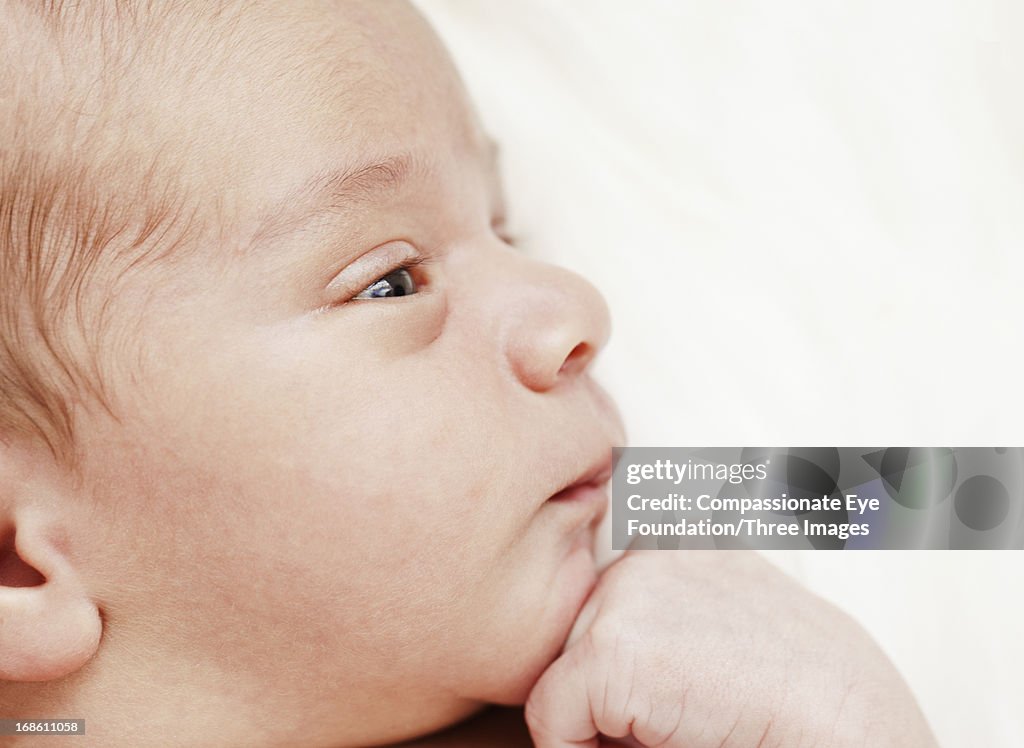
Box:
[416,2,1024,745]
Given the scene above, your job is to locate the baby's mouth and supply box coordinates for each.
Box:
[545,454,613,528]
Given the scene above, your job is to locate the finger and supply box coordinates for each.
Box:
[525,646,600,748]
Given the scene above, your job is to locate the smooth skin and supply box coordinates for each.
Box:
[2,2,621,745]
[526,551,938,747]
[0,2,935,746]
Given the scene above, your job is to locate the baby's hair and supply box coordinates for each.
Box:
[0,0,233,465]
[1,0,356,465]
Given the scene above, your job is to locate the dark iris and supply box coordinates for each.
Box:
[357,268,418,299]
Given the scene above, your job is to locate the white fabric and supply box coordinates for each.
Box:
[414,2,1024,745]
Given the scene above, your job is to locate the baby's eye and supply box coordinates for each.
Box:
[353,268,418,299]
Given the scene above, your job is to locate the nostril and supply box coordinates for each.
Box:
[558,342,593,377]
[0,528,45,588]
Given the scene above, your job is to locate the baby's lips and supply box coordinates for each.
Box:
[544,450,613,537]
[547,451,613,502]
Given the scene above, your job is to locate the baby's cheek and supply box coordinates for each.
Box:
[326,288,448,359]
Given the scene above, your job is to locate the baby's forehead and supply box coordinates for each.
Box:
[22,5,448,152]
[44,1,472,225]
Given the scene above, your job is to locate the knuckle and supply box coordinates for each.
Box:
[584,617,627,655]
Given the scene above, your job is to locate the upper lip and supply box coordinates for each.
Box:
[548,451,614,501]
[544,381,626,508]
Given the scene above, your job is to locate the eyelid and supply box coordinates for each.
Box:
[325,241,420,301]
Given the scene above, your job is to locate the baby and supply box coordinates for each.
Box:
[0,1,936,746]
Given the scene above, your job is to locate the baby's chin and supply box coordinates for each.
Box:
[486,537,601,706]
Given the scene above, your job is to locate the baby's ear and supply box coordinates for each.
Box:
[0,441,102,682]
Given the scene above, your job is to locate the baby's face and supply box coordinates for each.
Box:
[69,1,621,743]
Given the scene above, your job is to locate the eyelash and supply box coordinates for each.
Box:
[392,256,428,274]
[335,221,517,308]
[350,256,429,302]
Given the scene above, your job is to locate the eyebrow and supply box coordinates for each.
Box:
[313,153,421,208]
[248,151,431,250]
[247,139,501,252]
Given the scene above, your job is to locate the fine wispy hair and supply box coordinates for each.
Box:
[0,0,260,465]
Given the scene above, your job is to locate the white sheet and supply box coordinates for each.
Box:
[415,2,1024,745]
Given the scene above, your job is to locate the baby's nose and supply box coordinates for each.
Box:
[500,257,611,392]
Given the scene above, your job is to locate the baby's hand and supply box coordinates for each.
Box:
[525,551,937,748]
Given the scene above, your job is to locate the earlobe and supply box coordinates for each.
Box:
[0,521,102,681]
[0,437,103,683]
